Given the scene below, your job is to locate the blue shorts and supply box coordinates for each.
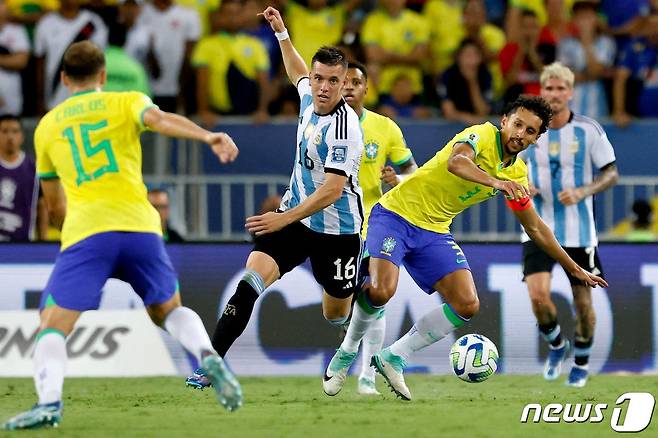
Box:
[41,232,178,311]
[365,203,471,294]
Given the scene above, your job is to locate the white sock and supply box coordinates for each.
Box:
[340,293,383,354]
[360,313,386,381]
[33,330,67,405]
[164,306,214,362]
[390,304,467,362]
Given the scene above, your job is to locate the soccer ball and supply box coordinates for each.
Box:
[450,334,499,383]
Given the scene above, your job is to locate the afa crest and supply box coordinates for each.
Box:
[365,142,379,160]
[381,237,397,255]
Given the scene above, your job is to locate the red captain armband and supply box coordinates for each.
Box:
[505,196,532,211]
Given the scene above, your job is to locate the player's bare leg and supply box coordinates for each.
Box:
[526,272,570,380]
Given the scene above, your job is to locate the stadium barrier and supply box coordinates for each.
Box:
[1,243,656,377]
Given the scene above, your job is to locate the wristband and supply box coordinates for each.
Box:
[275,29,290,41]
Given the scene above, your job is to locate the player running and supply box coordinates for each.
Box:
[2,41,241,430]
[341,60,417,395]
[521,63,618,387]
[185,6,364,389]
[323,95,608,401]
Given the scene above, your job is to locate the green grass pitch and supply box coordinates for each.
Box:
[1,375,656,437]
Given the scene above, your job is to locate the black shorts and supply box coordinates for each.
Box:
[253,221,362,299]
[522,241,604,286]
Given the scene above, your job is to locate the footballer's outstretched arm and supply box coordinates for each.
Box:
[447,142,529,200]
[261,6,308,86]
[143,107,238,163]
[511,204,607,288]
[245,172,346,236]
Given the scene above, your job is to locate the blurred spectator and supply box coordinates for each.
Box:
[147,187,184,243]
[119,0,149,65]
[140,0,200,112]
[176,0,219,36]
[361,0,429,100]
[0,0,29,116]
[423,0,463,75]
[34,0,108,112]
[506,0,573,41]
[499,9,556,103]
[283,0,359,67]
[438,38,492,124]
[461,0,506,99]
[192,0,270,126]
[626,199,657,242]
[558,0,616,118]
[83,0,119,28]
[5,0,57,38]
[103,23,151,95]
[243,0,280,78]
[601,0,653,37]
[612,12,658,126]
[378,73,431,120]
[0,115,41,241]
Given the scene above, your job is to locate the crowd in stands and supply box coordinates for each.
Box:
[1,0,658,125]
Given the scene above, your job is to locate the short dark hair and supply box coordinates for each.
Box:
[503,95,552,135]
[520,8,538,19]
[0,114,22,127]
[347,60,368,82]
[572,0,599,13]
[63,41,106,82]
[311,46,348,70]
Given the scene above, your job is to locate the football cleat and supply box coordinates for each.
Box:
[201,354,242,412]
[322,348,358,396]
[2,401,62,430]
[566,365,589,388]
[544,340,570,381]
[185,367,212,390]
[357,376,380,395]
[371,348,411,401]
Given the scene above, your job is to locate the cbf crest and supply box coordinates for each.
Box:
[381,236,396,256]
[364,142,379,161]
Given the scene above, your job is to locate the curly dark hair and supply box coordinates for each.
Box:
[503,95,552,135]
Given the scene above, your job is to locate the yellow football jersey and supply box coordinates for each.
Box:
[35,90,162,250]
[359,109,412,238]
[380,122,528,234]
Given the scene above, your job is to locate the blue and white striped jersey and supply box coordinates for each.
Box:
[520,113,616,247]
[280,77,364,235]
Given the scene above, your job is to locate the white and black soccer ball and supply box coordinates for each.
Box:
[450,334,499,383]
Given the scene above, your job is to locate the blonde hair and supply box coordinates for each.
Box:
[540,62,575,88]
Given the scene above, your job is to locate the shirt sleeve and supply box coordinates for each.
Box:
[454,124,493,156]
[386,119,413,165]
[185,9,202,41]
[33,17,47,57]
[91,14,108,49]
[191,38,210,67]
[323,112,363,176]
[34,123,57,179]
[360,13,379,46]
[11,25,30,53]
[129,92,159,131]
[590,128,616,170]
[254,40,270,72]
[297,77,313,116]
